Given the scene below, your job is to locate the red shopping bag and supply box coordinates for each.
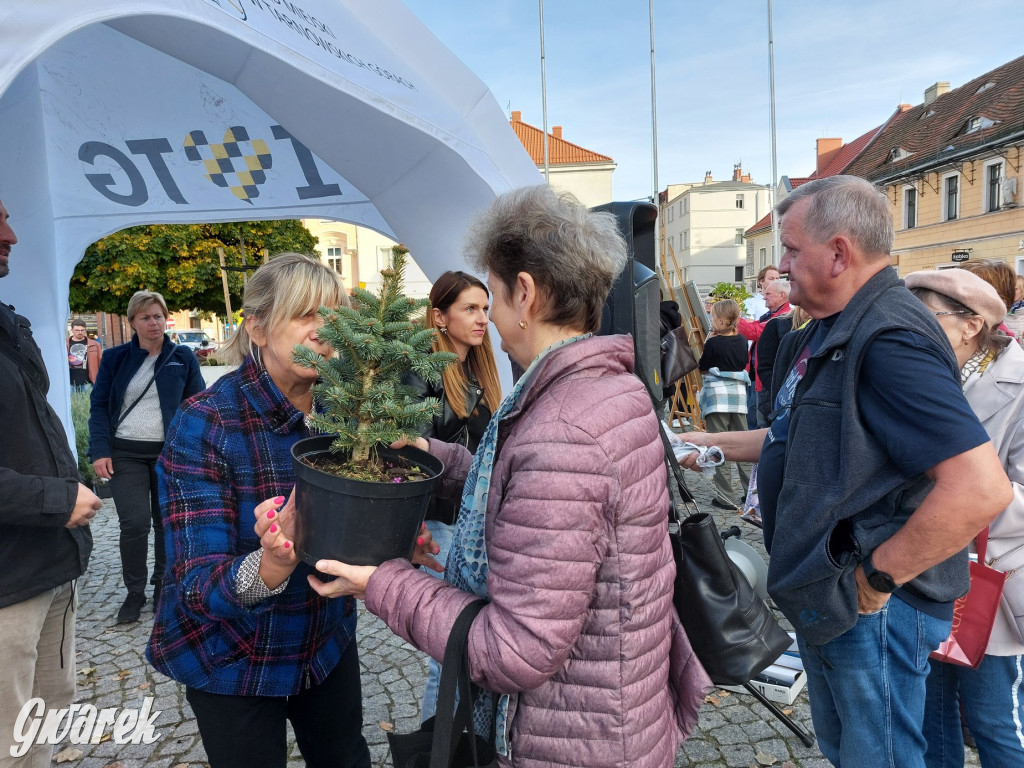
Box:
[930,529,1007,670]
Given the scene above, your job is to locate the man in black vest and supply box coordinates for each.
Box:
[681,176,1010,767]
[0,196,100,767]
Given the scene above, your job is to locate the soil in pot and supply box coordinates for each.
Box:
[292,435,443,567]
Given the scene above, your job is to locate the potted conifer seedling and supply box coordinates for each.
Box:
[290,245,458,566]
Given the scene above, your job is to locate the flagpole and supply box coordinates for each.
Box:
[767,0,780,268]
[539,0,550,182]
[650,0,660,266]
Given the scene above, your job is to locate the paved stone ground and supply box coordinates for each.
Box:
[58,457,980,767]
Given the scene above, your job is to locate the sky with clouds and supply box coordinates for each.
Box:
[403,0,1024,201]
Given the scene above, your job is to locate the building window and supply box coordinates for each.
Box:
[986,162,1003,212]
[736,194,744,209]
[682,230,688,249]
[734,266,744,282]
[904,186,917,229]
[735,228,744,246]
[683,197,689,214]
[326,246,345,275]
[759,247,767,263]
[668,235,674,253]
[668,206,674,222]
[377,246,393,271]
[944,174,959,221]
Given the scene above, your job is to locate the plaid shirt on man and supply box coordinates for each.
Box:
[697,368,751,416]
[146,357,357,696]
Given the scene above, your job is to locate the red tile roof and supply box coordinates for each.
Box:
[510,111,613,165]
[843,54,1024,182]
[809,123,887,179]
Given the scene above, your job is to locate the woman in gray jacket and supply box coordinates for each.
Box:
[296,186,711,767]
[906,268,1024,767]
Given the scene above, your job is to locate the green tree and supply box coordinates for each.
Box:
[68,220,317,314]
[708,281,752,304]
[295,245,457,475]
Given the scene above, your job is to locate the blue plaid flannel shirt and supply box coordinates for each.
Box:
[146,357,357,696]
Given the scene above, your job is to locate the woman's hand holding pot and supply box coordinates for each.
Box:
[254,494,298,588]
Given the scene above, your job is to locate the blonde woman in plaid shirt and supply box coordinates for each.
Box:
[697,299,752,510]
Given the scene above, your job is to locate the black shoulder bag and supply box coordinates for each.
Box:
[387,599,497,768]
[657,424,791,686]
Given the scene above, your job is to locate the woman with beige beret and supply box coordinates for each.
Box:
[906,268,1024,767]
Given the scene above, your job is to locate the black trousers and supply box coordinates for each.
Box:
[185,640,372,768]
[109,438,164,594]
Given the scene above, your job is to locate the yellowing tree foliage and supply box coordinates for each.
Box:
[69,220,317,314]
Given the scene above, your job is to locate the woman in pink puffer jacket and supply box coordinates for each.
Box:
[310,186,711,767]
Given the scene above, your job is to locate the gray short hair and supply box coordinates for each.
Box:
[126,290,169,322]
[766,279,791,297]
[465,185,628,333]
[776,176,893,258]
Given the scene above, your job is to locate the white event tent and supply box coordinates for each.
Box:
[0,0,541,445]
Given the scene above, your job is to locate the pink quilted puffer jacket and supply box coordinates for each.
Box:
[366,335,710,768]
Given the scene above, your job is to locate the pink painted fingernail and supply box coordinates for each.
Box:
[270,524,278,533]
[267,510,275,519]
[273,496,285,505]
[283,541,291,549]
[417,537,424,545]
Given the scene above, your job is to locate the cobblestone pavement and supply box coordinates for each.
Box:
[58,462,980,768]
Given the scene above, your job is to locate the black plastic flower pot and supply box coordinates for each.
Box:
[291,435,444,567]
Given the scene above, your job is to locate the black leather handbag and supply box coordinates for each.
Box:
[387,600,496,768]
[660,327,699,386]
[657,428,791,687]
[669,509,791,685]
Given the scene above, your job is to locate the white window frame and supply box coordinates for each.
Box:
[325,246,345,276]
[942,172,961,222]
[983,158,1003,213]
[668,205,674,223]
[902,184,918,229]
[736,194,744,209]
[376,246,393,272]
[734,228,744,246]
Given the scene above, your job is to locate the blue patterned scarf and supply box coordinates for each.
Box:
[445,333,590,755]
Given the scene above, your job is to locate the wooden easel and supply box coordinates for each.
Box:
[659,244,705,431]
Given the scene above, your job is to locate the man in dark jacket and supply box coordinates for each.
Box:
[0,197,100,766]
[681,176,1011,768]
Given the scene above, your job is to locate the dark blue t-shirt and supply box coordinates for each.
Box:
[758,316,989,613]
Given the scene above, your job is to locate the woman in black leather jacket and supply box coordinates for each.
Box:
[404,270,501,721]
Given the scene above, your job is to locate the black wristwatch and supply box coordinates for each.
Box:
[862,553,898,593]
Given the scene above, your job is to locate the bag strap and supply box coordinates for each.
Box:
[431,599,487,768]
[976,527,990,564]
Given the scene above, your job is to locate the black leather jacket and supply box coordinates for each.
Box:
[404,371,491,524]
[0,302,92,609]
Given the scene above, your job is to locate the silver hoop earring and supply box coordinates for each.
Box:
[439,326,448,335]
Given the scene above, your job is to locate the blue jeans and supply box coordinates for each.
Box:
[798,596,951,767]
[924,653,1024,768]
[419,519,455,723]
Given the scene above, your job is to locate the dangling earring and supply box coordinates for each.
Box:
[439,326,448,335]
[519,320,528,330]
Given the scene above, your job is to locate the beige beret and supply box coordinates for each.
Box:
[904,269,1006,328]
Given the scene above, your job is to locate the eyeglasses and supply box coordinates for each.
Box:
[932,310,972,317]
